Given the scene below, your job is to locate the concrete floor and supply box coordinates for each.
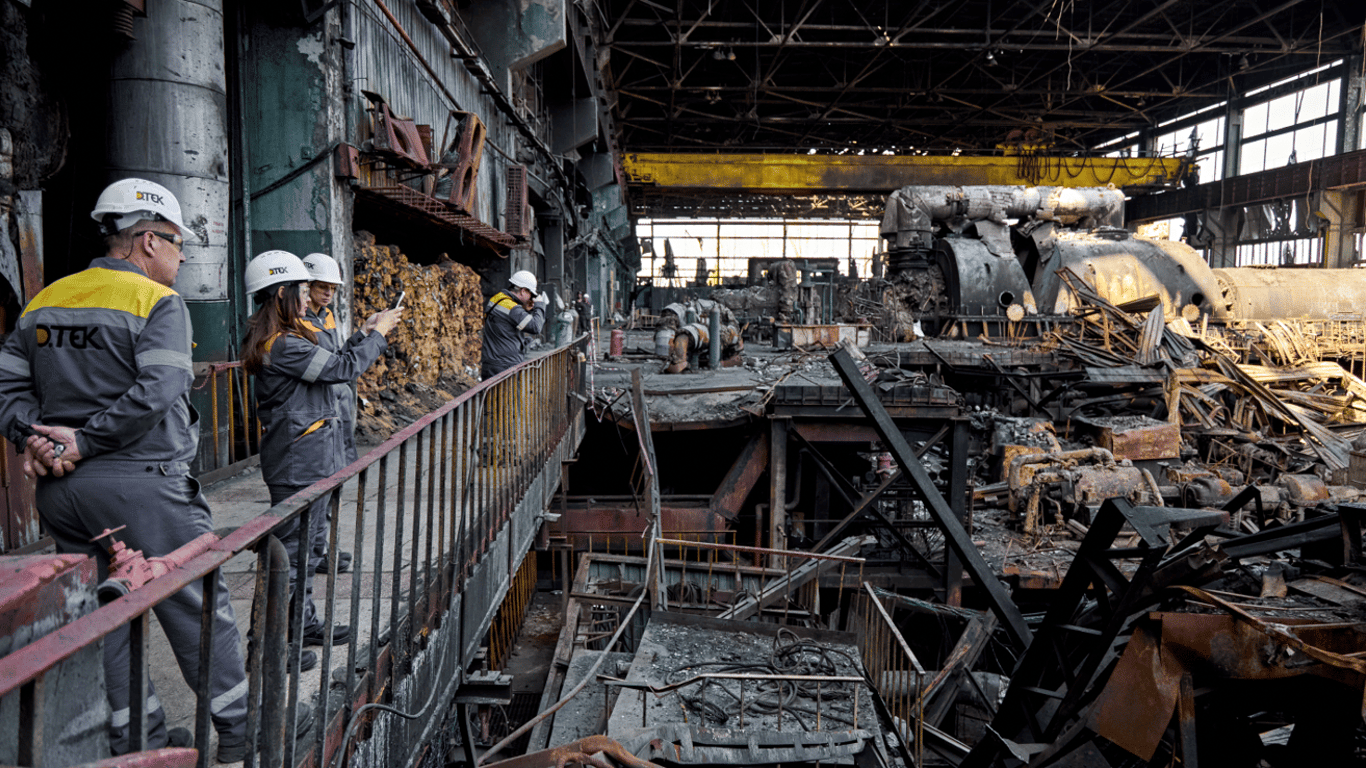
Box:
[148,447,424,764]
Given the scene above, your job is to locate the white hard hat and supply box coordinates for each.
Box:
[91,178,189,236]
[509,270,538,294]
[302,253,343,284]
[245,250,310,296]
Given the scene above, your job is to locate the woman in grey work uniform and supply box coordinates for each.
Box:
[301,252,369,575]
[241,250,402,647]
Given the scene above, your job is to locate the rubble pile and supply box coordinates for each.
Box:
[821,325,1366,764]
[350,231,482,441]
[1043,273,1366,485]
[709,284,776,317]
[879,272,943,341]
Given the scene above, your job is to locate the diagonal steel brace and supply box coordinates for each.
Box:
[829,347,1032,648]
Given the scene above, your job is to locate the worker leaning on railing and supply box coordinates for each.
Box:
[241,250,401,651]
[0,178,253,758]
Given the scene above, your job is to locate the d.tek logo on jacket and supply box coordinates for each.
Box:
[35,324,105,350]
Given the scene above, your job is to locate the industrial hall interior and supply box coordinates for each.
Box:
[7,1,1366,767]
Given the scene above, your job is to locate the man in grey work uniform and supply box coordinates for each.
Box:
[481,269,547,379]
[0,179,258,760]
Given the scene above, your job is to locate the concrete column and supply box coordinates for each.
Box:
[1204,207,1243,268]
[542,215,565,290]
[1338,55,1363,155]
[1223,98,1244,181]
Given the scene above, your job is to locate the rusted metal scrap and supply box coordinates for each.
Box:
[482,736,664,768]
[1005,447,1161,534]
[961,499,1366,767]
[621,724,871,765]
[1088,588,1366,764]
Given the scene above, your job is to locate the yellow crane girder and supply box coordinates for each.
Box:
[622,152,1190,192]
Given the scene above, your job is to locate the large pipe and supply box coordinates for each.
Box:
[882,185,1126,249]
[107,0,229,302]
[1213,267,1366,321]
[108,0,231,472]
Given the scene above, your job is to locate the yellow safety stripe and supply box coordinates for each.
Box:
[22,267,177,320]
[301,308,336,333]
[294,419,327,442]
[487,292,519,315]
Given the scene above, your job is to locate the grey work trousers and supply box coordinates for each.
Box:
[37,462,249,754]
[268,485,327,636]
[309,385,355,565]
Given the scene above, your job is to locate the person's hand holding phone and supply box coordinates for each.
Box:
[372,308,403,336]
[362,291,405,336]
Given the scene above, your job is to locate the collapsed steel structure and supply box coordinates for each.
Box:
[879,183,1366,337]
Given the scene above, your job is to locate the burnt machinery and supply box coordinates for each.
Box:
[878,185,1366,334]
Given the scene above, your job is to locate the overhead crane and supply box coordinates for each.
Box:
[622,152,1192,195]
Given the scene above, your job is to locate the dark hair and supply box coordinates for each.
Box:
[242,282,317,374]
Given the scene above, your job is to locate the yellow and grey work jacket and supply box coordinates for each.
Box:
[302,305,366,465]
[254,326,386,489]
[0,256,198,465]
[481,291,545,379]
[301,306,340,351]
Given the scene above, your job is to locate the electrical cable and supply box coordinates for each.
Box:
[328,619,453,768]
[664,627,863,730]
[477,542,656,764]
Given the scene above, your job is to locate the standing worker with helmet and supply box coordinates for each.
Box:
[300,252,392,575]
[242,250,401,653]
[0,179,260,759]
[481,270,547,379]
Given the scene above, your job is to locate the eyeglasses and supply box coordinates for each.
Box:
[135,230,184,251]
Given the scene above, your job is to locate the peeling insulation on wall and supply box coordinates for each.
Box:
[351,231,483,440]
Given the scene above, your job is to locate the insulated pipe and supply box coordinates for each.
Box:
[108,0,231,471]
[107,0,229,302]
[708,309,721,370]
[881,185,1126,248]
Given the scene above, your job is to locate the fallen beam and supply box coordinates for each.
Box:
[829,347,1033,648]
[715,535,874,621]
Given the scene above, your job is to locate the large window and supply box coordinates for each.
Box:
[639,218,881,284]
[1235,239,1324,266]
[1154,110,1226,183]
[1097,131,1140,159]
[1239,77,1340,175]
[1124,61,1349,267]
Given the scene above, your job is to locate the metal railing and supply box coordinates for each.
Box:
[0,339,587,768]
[192,361,261,479]
[851,582,925,766]
[573,529,735,557]
[651,537,866,623]
[487,551,536,671]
